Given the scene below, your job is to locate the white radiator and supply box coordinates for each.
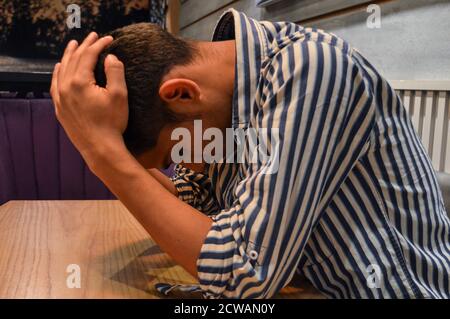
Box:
[391,80,450,173]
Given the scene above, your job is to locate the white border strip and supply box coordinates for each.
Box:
[390,80,450,91]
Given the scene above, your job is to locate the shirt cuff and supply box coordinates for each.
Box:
[195,212,261,298]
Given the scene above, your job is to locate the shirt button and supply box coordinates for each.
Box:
[249,250,259,260]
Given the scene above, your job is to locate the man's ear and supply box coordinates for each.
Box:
[159,79,201,107]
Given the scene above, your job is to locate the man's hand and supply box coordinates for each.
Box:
[49,32,212,280]
[50,32,128,166]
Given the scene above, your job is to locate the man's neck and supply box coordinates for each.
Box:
[194,40,236,100]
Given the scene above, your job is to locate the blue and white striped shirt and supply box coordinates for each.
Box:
[169,9,450,299]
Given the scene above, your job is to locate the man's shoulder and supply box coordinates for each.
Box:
[259,24,357,89]
[260,20,353,60]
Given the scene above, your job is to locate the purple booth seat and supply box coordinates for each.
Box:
[0,98,173,205]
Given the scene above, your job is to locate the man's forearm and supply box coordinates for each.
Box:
[49,33,212,280]
[148,168,177,196]
[85,141,212,278]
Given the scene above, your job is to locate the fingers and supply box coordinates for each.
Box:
[65,32,99,76]
[77,35,114,79]
[104,54,127,99]
[78,31,99,51]
[50,63,61,114]
[50,63,60,101]
[56,32,114,96]
[58,39,78,84]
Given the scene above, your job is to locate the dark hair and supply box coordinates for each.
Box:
[94,23,196,155]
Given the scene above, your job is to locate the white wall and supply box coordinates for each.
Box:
[180,0,450,81]
[313,0,450,81]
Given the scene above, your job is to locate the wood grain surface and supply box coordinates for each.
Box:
[0,200,323,299]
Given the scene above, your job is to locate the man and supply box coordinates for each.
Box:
[51,9,450,298]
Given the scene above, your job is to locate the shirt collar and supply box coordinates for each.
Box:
[212,9,268,129]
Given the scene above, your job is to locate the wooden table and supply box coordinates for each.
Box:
[0,200,324,299]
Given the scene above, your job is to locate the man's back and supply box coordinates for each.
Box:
[298,46,450,298]
[171,9,450,298]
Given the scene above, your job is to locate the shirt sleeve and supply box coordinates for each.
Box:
[171,164,220,215]
[196,40,376,298]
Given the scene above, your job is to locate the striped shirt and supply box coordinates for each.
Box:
[168,9,450,299]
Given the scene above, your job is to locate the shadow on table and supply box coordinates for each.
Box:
[98,239,324,299]
[97,239,203,298]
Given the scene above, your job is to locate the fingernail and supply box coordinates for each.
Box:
[107,54,117,62]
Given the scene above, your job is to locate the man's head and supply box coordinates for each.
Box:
[95,23,194,157]
[94,23,235,169]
